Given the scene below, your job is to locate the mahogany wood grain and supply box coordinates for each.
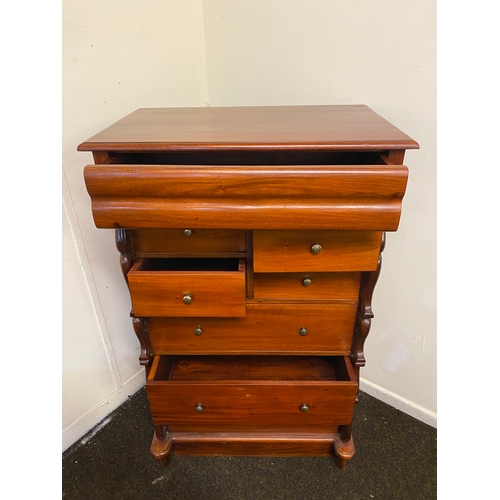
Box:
[253,231,383,272]
[253,272,361,300]
[80,104,417,470]
[165,424,344,435]
[115,228,134,285]
[332,434,355,470]
[132,229,246,254]
[150,427,172,464]
[127,258,246,317]
[147,302,357,355]
[166,355,337,380]
[387,150,406,165]
[352,234,385,381]
[92,152,111,164]
[158,430,343,457]
[83,164,408,231]
[146,355,357,427]
[132,317,152,372]
[77,105,419,152]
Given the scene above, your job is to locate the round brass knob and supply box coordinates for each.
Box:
[183,229,193,236]
[300,403,309,412]
[299,327,308,336]
[302,277,312,287]
[310,243,322,254]
[195,403,204,413]
[194,326,203,336]
[183,293,192,304]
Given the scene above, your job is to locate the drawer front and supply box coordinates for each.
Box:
[146,356,357,427]
[128,259,246,317]
[147,384,357,427]
[253,230,382,272]
[132,229,246,255]
[253,272,361,300]
[148,302,357,354]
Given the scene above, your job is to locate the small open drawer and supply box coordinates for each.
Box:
[146,355,358,427]
[128,258,246,317]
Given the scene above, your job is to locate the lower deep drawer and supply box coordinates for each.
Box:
[147,302,357,355]
[146,355,358,428]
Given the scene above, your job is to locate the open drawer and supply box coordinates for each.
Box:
[146,355,358,428]
[127,258,246,317]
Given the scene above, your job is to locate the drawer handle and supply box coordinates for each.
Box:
[302,277,312,287]
[195,403,204,413]
[194,326,203,336]
[183,229,193,236]
[299,327,308,336]
[310,243,322,254]
[300,403,309,413]
[183,293,193,304]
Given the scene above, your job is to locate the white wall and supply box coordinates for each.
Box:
[63,0,436,451]
[62,0,208,451]
[202,0,437,425]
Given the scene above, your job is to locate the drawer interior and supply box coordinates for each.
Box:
[103,150,387,166]
[148,355,355,383]
[137,257,242,272]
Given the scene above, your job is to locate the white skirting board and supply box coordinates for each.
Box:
[62,371,146,453]
[360,377,437,428]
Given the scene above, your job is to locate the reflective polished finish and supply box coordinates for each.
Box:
[310,243,322,254]
[80,104,416,472]
[302,277,312,287]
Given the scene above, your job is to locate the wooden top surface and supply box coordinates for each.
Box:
[78,105,419,152]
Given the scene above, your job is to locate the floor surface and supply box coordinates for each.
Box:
[62,388,436,499]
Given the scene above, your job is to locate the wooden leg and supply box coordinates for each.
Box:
[150,425,173,466]
[339,424,352,442]
[332,433,355,470]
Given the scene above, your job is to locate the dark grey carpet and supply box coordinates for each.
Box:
[62,388,436,499]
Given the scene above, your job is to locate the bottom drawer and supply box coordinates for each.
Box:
[146,355,357,428]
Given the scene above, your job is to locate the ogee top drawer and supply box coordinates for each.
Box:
[132,229,246,255]
[253,231,382,272]
[128,258,246,317]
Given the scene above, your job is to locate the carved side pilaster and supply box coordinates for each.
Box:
[115,229,151,370]
[132,317,153,372]
[351,233,386,378]
[115,228,134,285]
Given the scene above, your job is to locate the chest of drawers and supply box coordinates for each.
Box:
[79,105,418,469]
